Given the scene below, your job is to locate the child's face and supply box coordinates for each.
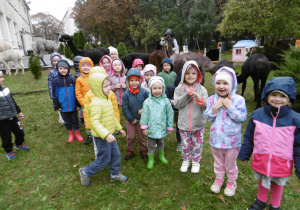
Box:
[82,63,92,74]
[102,79,111,96]
[110,52,118,59]
[215,80,230,98]
[0,74,4,85]
[102,58,110,69]
[58,67,68,76]
[163,63,171,72]
[135,64,143,72]
[151,82,163,97]
[145,71,155,82]
[268,92,289,108]
[184,68,197,86]
[52,57,60,67]
[129,78,140,89]
[113,61,122,73]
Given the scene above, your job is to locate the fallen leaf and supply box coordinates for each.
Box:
[120,191,126,193]
[24,159,31,166]
[245,177,248,181]
[175,189,177,195]
[242,198,247,203]
[203,181,208,185]
[14,189,19,194]
[164,191,169,195]
[49,194,56,200]
[173,198,179,201]
[218,195,225,203]
[73,164,79,168]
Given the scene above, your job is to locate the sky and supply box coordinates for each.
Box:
[28,0,76,21]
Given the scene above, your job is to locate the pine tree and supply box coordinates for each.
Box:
[73,32,79,48]
[84,43,93,50]
[58,43,64,55]
[78,30,86,50]
[117,42,127,58]
[28,53,42,79]
[65,44,74,60]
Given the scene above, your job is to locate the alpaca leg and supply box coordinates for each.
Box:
[253,78,260,102]
[40,57,47,66]
[13,61,19,76]
[241,80,247,96]
[2,61,11,76]
[19,60,25,74]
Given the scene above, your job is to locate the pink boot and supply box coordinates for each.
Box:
[75,129,84,142]
[68,129,75,142]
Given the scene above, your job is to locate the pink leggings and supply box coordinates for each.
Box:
[257,180,283,207]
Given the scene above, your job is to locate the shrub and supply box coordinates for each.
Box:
[28,53,42,79]
[65,44,74,60]
[84,43,93,50]
[58,43,64,55]
[117,42,128,58]
[78,30,86,50]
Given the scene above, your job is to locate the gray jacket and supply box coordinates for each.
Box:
[0,86,20,120]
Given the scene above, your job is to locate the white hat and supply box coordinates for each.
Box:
[108,46,118,55]
[215,71,233,91]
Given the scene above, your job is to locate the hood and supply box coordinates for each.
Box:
[56,59,71,77]
[89,66,107,76]
[160,57,174,72]
[213,67,237,97]
[125,68,143,86]
[132,59,144,69]
[174,69,182,87]
[50,52,62,68]
[108,46,118,55]
[143,64,157,76]
[180,60,202,84]
[148,76,166,99]
[111,58,126,75]
[88,73,109,100]
[99,55,112,67]
[73,55,83,71]
[261,77,296,104]
[79,57,94,77]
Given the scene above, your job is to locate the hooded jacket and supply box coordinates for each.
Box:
[110,58,127,105]
[141,64,157,92]
[52,59,79,112]
[88,73,122,139]
[204,67,247,149]
[48,52,63,98]
[140,76,174,139]
[0,85,21,120]
[99,55,112,76]
[238,77,300,179]
[158,57,177,91]
[166,69,182,111]
[174,60,208,131]
[84,67,120,130]
[122,68,149,123]
[75,57,94,106]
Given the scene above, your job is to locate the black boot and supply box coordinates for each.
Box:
[270,204,280,210]
[248,198,267,210]
[84,135,93,145]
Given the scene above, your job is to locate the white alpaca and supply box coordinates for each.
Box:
[0,50,24,76]
[0,40,12,52]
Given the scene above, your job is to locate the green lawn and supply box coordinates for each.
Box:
[0,58,299,209]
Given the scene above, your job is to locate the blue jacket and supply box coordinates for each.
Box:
[122,68,149,123]
[52,59,78,112]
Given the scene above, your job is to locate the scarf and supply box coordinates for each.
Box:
[129,86,139,94]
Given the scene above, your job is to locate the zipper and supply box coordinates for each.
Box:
[63,77,70,111]
[189,98,193,131]
[118,75,122,104]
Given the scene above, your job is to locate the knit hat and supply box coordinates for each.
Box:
[149,77,163,87]
[214,71,234,91]
[160,57,174,72]
[108,46,118,55]
[143,64,157,76]
[268,90,291,103]
[57,60,69,69]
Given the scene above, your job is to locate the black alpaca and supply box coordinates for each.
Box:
[121,53,150,70]
[236,53,271,109]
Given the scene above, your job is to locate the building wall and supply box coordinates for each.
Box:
[0,0,33,55]
[61,7,78,35]
[232,47,245,62]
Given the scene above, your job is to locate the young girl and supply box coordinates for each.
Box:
[141,64,156,92]
[108,46,118,59]
[140,76,174,169]
[174,60,208,174]
[238,77,300,209]
[122,68,149,160]
[204,67,247,197]
[99,55,112,76]
[110,58,127,106]
[132,59,144,72]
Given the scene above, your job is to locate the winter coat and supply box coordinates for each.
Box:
[174,61,208,131]
[140,76,174,139]
[166,69,182,111]
[99,55,112,76]
[75,57,94,106]
[204,67,247,149]
[141,64,157,92]
[0,86,21,120]
[110,58,127,105]
[122,68,149,123]
[88,73,122,139]
[238,77,300,179]
[158,57,177,91]
[52,60,79,112]
[48,53,64,98]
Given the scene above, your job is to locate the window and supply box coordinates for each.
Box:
[236,49,241,55]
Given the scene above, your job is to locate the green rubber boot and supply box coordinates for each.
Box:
[158,150,168,164]
[147,153,155,169]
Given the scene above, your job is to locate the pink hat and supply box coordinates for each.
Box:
[132,59,144,68]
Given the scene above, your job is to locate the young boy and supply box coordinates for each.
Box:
[0,71,29,159]
[52,59,84,143]
[79,73,127,186]
[157,57,177,92]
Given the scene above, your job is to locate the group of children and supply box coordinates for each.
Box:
[1,46,299,209]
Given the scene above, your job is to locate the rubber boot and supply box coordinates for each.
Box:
[75,129,84,142]
[158,150,168,164]
[147,153,155,169]
[68,129,75,142]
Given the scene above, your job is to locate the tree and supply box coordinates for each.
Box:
[117,42,128,58]
[84,43,93,50]
[77,30,86,50]
[58,43,64,55]
[72,32,79,48]
[65,44,74,60]
[31,12,64,40]
[217,0,300,48]
[28,53,42,80]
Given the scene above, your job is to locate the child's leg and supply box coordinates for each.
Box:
[270,182,283,207]
[147,137,157,154]
[190,128,204,163]
[211,147,226,182]
[156,138,164,151]
[60,112,73,131]
[11,117,25,147]
[257,180,269,203]
[109,140,121,175]
[224,147,240,183]
[0,119,14,153]
[174,112,181,143]
[136,124,146,152]
[70,111,80,131]
[180,130,192,160]
[125,120,136,151]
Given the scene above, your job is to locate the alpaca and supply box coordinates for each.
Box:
[236,53,271,109]
[0,50,24,76]
[213,59,235,75]
[0,40,11,52]
[59,34,109,65]
[121,52,150,70]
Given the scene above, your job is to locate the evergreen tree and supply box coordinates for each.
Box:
[78,30,86,50]
[84,43,93,50]
[73,32,79,48]
[58,43,64,55]
[117,42,128,58]
[65,44,74,60]
[28,53,42,79]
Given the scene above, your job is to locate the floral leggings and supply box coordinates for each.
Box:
[180,128,204,162]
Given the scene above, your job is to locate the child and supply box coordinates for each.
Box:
[75,57,94,145]
[238,77,300,209]
[110,58,127,106]
[132,59,144,73]
[122,68,149,160]
[79,73,128,186]
[166,69,182,151]
[204,67,247,197]
[0,71,29,159]
[108,46,118,59]
[99,55,112,76]
[174,60,208,174]
[140,76,174,169]
[52,59,84,143]
[141,64,156,92]
[158,57,177,91]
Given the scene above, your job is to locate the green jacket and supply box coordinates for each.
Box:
[158,70,177,92]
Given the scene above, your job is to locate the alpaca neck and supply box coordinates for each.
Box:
[66,39,81,55]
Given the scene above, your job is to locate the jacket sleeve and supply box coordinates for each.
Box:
[226,97,247,123]
[84,93,92,130]
[75,79,84,106]
[89,103,110,140]
[52,81,60,111]
[294,127,300,179]
[166,85,174,101]
[166,99,174,130]
[122,92,135,123]
[139,99,149,128]
[237,117,255,161]
[110,76,117,92]
[11,96,21,114]
[109,91,120,122]
[204,95,217,122]
[48,71,54,98]
[174,86,192,109]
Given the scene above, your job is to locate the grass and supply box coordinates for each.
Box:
[0,56,299,209]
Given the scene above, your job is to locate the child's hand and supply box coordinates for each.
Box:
[191,92,201,101]
[106,134,116,143]
[142,129,148,136]
[222,97,232,109]
[132,119,138,124]
[167,130,173,135]
[212,98,223,115]
[18,112,24,118]
[58,108,62,111]
[122,84,127,89]
[119,130,126,137]
[76,107,81,111]
[115,84,121,89]
[171,100,174,105]
[138,109,142,115]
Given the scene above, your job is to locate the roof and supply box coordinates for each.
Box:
[233,40,258,48]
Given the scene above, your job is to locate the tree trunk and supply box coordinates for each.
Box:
[272,35,279,48]
[144,42,148,52]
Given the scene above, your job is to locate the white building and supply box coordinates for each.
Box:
[0,0,33,55]
[61,7,78,35]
